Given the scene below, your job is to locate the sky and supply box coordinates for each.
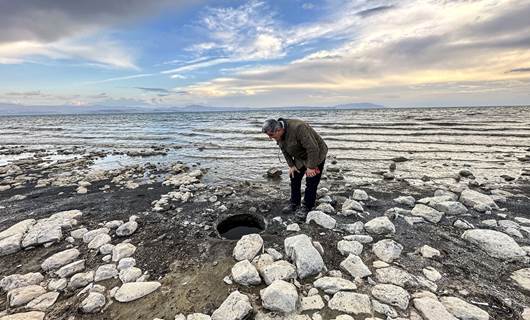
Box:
[0,0,529,109]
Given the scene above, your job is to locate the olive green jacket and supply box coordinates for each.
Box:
[277,118,328,169]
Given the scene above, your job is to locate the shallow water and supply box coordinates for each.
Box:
[1,106,529,184]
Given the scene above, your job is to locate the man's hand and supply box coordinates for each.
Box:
[306,168,320,177]
[288,166,299,178]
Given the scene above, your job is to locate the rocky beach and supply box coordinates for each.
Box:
[0,139,530,320]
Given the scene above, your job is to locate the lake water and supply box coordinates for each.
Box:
[1,106,529,185]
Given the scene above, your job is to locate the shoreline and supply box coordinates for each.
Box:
[0,150,530,319]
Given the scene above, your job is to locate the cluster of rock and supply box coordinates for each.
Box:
[0,210,161,319]
[153,184,530,320]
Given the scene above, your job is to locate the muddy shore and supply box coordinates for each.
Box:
[1,148,530,320]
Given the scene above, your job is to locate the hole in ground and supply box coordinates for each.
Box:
[217,214,266,240]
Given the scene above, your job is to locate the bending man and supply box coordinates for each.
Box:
[262,118,328,220]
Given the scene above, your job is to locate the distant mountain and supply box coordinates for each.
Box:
[0,102,386,116]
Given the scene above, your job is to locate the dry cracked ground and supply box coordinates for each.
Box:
[0,152,530,320]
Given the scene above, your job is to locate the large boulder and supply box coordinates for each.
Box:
[372,239,403,263]
[313,277,357,294]
[462,229,526,259]
[440,296,489,320]
[413,297,458,320]
[41,249,80,271]
[211,291,252,320]
[371,284,410,310]
[231,260,261,286]
[284,234,325,279]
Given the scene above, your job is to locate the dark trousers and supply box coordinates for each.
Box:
[290,161,325,210]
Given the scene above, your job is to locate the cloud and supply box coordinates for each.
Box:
[0,1,191,68]
[508,68,530,73]
[302,3,315,10]
[135,87,170,93]
[172,0,530,107]
[84,73,154,84]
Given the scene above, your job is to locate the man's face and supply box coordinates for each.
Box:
[265,129,283,141]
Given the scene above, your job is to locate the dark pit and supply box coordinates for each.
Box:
[217,214,266,240]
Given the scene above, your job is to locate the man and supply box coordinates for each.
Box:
[262,118,328,220]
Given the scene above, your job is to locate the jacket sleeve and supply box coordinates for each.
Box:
[297,124,320,168]
[280,146,295,167]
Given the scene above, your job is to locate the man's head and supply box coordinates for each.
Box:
[262,119,284,141]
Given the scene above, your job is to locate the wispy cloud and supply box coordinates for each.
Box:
[84,73,154,84]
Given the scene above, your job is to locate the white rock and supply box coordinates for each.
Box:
[114,281,161,302]
[432,201,468,215]
[94,264,118,282]
[112,242,136,261]
[301,295,325,311]
[420,245,440,258]
[68,271,94,289]
[340,255,372,278]
[371,284,410,310]
[393,196,415,207]
[364,217,395,235]
[372,239,403,263]
[460,189,498,209]
[284,234,325,279]
[260,260,297,285]
[233,234,264,261]
[411,204,444,223]
[88,233,111,250]
[372,299,398,318]
[342,199,364,212]
[306,211,336,229]
[116,221,138,236]
[231,260,261,286]
[328,292,372,315]
[462,229,526,259]
[99,243,114,255]
[118,257,136,270]
[375,267,419,288]
[440,296,489,320]
[47,278,67,291]
[0,219,36,256]
[211,291,252,320]
[339,222,364,234]
[343,235,373,243]
[286,223,301,232]
[80,292,106,313]
[413,297,458,320]
[55,260,85,278]
[510,268,530,292]
[337,240,363,256]
[423,267,442,282]
[352,189,369,201]
[187,313,211,320]
[8,285,46,307]
[70,227,88,239]
[0,273,44,291]
[82,228,110,243]
[0,311,45,320]
[260,280,298,313]
[105,220,124,229]
[41,248,80,271]
[265,248,283,260]
[313,277,357,294]
[454,219,474,229]
[119,267,143,283]
[26,291,60,311]
[316,203,335,214]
